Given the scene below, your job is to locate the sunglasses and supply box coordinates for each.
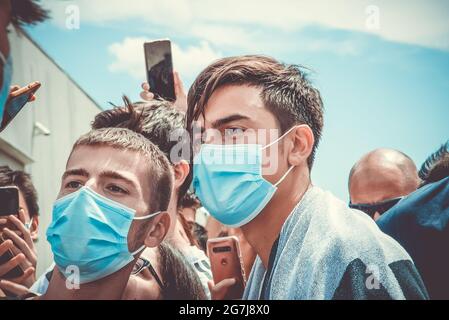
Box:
[349,197,403,218]
[131,257,164,289]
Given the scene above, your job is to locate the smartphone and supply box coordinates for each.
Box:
[0,186,19,217]
[207,236,246,299]
[0,81,41,132]
[0,186,24,279]
[144,40,176,102]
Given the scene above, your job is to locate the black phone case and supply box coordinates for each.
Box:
[0,235,24,279]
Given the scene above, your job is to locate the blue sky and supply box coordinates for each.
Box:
[25,0,449,200]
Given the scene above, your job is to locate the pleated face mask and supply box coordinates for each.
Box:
[193,127,296,228]
[46,186,161,284]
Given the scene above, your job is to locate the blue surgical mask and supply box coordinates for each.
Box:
[193,127,296,227]
[0,51,13,124]
[46,186,161,284]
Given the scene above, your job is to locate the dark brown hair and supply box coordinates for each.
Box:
[10,0,49,28]
[419,141,449,185]
[0,166,39,217]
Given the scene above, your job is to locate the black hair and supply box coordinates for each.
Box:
[419,141,449,185]
[10,0,49,28]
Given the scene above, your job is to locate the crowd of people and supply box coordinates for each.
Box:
[0,0,448,300]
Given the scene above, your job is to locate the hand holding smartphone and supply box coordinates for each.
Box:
[143,40,176,102]
[207,236,246,300]
[0,81,41,132]
[0,186,25,279]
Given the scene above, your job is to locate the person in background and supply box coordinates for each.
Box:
[122,242,206,300]
[37,126,172,299]
[0,0,47,125]
[419,140,449,186]
[178,190,201,223]
[178,191,210,254]
[377,141,449,299]
[348,148,420,220]
[91,98,212,297]
[185,55,428,300]
[190,222,208,254]
[0,166,39,296]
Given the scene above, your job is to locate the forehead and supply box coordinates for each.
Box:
[199,85,279,130]
[67,145,150,185]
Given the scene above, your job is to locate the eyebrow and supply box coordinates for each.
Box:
[62,168,89,180]
[99,170,138,190]
[211,114,251,129]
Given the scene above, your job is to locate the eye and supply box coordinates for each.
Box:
[65,181,82,189]
[106,184,128,195]
[224,127,244,138]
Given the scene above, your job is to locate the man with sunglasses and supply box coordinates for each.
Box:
[349,148,420,220]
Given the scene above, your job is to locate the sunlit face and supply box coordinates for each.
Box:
[121,247,163,300]
[60,145,154,251]
[194,84,289,182]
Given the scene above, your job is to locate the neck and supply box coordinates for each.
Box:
[165,193,192,250]
[241,167,311,268]
[41,262,134,300]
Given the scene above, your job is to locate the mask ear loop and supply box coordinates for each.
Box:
[262,126,297,187]
[133,211,161,220]
[130,211,162,255]
[274,165,295,187]
[262,125,298,150]
[131,245,146,256]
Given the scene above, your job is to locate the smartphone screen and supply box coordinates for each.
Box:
[0,82,41,132]
[0,186,19,216]
[144,40,176,102]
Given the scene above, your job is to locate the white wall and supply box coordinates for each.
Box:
[0,30,102,276]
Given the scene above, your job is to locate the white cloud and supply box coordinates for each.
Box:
[108,37,222,81]
[42,0,449,51]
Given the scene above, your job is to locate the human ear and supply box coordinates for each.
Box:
[143,212,171,248]
[286,125,314,167]
[173,160,190,190]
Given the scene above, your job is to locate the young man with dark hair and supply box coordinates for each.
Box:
[0,166,39,296]
[37,127,172,299]
[91,98,212,297]
[186,55,428,300]
[0,0,48,124]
